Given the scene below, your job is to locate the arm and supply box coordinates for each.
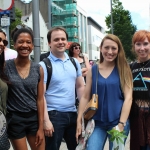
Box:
[76,68,92,142]
[43,84,54,137]
[118,84,132,131]
[82,56,90,77]
[35,66,44,146]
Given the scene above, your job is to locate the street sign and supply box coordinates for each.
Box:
[1,17,10,26]
[0,0,14,11]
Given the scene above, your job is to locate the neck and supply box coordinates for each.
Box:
[101,60,115,68]
[138,57,150,63]
[15,57,30,67]
[51,51,65,60]
[73,54,79,59]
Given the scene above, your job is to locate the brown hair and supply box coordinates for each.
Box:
[68,42,82,57]
[100,34,133,91]
[47,26,68,43]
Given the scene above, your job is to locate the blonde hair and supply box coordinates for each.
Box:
[100,34,133,91]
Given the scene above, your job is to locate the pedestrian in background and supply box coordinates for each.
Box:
[39,27,85,150]
[130,30,150,150]
[0,29,17,60]
[5,25,45,150]
[76,34,133,150]
[68,42,90,84]
[0,31,10,150]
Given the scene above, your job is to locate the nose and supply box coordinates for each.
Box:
[108,48,113,53]
[0,40,4,46]
[140,44,145,50]
[22,42,28,47]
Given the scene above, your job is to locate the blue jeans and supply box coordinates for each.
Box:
[140,145,150,150]
[86,120,130,150]
[45,110,77,150]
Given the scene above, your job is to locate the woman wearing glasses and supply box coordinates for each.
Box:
[4,25,45,150]
[0,29,10,150]
[68,42,90,83]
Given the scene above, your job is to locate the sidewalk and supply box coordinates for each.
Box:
[9,134,130,150]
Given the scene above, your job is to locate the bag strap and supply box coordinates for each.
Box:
[69,57,78,71]
[42,58,52,91]
[95,64,98,94]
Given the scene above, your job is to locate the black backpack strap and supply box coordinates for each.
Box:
[69,57,78,71]
[42,58,52,90]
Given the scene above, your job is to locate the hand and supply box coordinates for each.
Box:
[35,129,44,147]
[76,121,82,144]
[44,119,54,137]
[81,68,87,77]
[118,123,124,132]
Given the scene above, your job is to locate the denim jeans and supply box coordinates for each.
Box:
[140,145,150,150]
[45,110,77,150]
[86,120,130,150]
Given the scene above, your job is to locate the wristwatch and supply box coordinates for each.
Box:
[119,121,126,127]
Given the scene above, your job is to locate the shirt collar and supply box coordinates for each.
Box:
[49,51,69,62]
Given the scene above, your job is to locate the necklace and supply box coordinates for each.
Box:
[138,59,150,69]
[16,67,30,79]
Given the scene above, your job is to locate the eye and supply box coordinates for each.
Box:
[112,47,117,50]
[143,42,149,46]
[104,46,109,50]
[135,43,141,46]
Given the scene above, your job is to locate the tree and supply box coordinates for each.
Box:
[105,0,137,61]
[9,8,22,49]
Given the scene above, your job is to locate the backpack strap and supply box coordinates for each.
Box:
[42,58,52,90]
[69,57,78,71]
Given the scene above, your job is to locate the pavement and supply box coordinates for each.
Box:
[9,134,130,150]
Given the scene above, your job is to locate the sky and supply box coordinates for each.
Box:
[77,0,150,31]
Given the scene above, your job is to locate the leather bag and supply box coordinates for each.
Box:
[83,65,98,120]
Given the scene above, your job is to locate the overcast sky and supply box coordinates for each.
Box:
[77,0,150,31]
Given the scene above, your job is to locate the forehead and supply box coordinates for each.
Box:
[0,32,6,40]
[103,39,118,46]
[17,32,32,40]
[51,30,67,39]
[135,37,149,43]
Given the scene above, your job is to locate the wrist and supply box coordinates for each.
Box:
[118,121,126,127]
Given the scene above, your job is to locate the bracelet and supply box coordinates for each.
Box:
[119,121,126,127]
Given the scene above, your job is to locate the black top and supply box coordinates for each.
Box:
[5,59,40,112]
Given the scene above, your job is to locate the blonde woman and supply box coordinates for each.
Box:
[76,34,133,150]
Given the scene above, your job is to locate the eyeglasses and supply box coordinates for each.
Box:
[73,46,80,50]
[16,24,32,31]
[0,37,8,46]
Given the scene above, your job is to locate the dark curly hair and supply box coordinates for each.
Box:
[68,42,83,58]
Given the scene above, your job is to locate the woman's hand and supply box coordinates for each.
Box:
[82,68,88,77]
[35,129,44,147]
[76,121,82,143]
[118,123,124,132]
[44,119,54,137]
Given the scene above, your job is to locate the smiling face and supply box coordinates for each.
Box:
[49,30,68,56]
[134,38,150,62]
[14,33,34,57]
[0,33,6,54]
[100,39,118,63]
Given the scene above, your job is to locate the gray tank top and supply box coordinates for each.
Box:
[5,59,40,112]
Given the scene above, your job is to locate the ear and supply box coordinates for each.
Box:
[48,42,51,48]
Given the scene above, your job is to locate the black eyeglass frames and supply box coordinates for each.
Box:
[0,37,8,46]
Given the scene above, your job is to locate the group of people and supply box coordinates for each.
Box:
[0,24,150,150]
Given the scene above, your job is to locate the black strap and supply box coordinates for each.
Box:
[69,57,78,71]
[42,58,52,90]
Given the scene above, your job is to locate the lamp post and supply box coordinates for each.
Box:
[20,0,40,63]
[110,0,114,34]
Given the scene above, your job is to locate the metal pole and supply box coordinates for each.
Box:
[32,0,40,63]
[48,0,52,29]
[5,26,10,48]
[110,0,114,34]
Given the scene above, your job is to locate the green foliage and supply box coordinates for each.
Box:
[9,8,22,48]
[105,0,137,60]
[107,128,127,144]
